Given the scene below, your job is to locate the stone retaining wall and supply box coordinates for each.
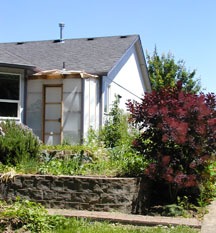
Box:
[0,175,151,214]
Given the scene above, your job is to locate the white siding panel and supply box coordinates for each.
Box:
[26,80,43,139]
[89,79,97,128]
[64,78,81,92]
[64,91,81,112]
[83,78,99,139]
[108,50,144,111]
[27,80,43,92]
[62,78,82,144]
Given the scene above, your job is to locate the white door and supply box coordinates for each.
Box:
[43,85,63,145]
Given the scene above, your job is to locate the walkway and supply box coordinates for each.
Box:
[201,200,216,233]
[47,209,201,229]
[47,200,216,231]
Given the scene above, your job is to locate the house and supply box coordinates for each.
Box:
[0,35,151,145]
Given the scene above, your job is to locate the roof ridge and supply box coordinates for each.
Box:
[0,34,141,73]
[0,34,139,44]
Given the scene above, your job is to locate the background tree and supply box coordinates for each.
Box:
[146,47,201,93]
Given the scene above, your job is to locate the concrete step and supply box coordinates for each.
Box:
[47,209,202,229]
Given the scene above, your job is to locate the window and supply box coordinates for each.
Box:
[0,73,20,118]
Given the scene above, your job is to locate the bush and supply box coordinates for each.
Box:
[127,82,216,203]
[85,95,148,177]
[99,95,130,148]
[0,120,41,165]
[0,199,71,232]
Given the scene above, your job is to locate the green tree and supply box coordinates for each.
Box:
[146,47,201,93]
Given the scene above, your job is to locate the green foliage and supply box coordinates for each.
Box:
[146,47,201,93]
[0,199,81,232]
[100,95,130,148]
[196,161,216,207]
[38,146,145,177]
[41,144,89,154]
[0,199,52,232]
[54,218,198,233]
[109,144,148,177]
[38,151,93,176]
[82,95,148,177]
[161,204,186,217]
[0,120,41,166]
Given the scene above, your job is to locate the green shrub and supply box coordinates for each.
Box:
[83,96,148,177]
[0,199,71,232]
[100,95,130,148]
[0,120,41,165]
[109,144,148,177]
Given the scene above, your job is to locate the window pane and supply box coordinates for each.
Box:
[0,74,19,100]
[0,102,18,117]
[45,87,61,102]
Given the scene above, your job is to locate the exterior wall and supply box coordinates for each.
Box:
[26,78,82,144]
[62,78,82,144]
[0,175,151,214]
[102,46,146,117]
[0,67,25,123]
[83,78,100,138]
[26,79,44,139]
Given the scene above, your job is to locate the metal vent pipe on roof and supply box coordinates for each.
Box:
[59,22,65,41]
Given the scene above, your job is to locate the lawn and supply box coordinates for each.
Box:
[53,218,199,233]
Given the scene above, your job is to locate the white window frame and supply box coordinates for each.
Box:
[0,72,21,120]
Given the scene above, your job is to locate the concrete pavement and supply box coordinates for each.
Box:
[47,208,201,229]
[201,200,216,233]
[47,200,216,231]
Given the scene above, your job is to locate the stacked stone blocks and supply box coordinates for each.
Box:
[0,175,150,214]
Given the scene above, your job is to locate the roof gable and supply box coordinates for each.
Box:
[0,35,140,75]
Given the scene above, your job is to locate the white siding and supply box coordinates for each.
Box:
[102,47,145,116]
[83,78,100,139]
[26,80,43,138]
[62,78,82,144]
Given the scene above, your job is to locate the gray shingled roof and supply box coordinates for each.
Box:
[0,35,140,75]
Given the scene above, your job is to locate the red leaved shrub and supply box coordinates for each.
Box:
[127,83,216,203]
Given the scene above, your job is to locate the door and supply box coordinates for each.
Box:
[43,85,63,145]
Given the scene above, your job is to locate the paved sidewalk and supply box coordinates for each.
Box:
[201,200,216,233]
[47,208,201,229]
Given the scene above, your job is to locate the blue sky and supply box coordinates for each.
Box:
[0,0,215,93]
